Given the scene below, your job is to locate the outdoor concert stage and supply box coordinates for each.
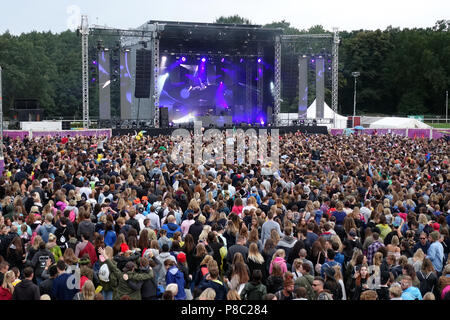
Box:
[94,21,283,127]
[112,125,328,137]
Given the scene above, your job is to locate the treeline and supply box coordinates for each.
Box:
[0,18,448,119]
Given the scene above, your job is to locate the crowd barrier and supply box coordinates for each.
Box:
[2,129,112,139]
[330,128,450,139]
[2,128,449,140]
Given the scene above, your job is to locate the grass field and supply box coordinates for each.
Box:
[425,123,450,128]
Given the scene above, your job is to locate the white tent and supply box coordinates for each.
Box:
[307,99,347,129]
[369,117,431,129]
[278,100,347,129]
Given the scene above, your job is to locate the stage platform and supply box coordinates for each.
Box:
[112,125,328,137]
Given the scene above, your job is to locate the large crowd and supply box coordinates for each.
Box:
[0,130,449,300]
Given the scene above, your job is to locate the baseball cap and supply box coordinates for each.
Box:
[141,196,148,201]
[349,230,357,237]
[120,243,130,253]
[133,198,141,204]
[177,252,186,264]
[432,222,440,231]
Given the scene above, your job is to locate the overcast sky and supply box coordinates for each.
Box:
[1,0,448,35]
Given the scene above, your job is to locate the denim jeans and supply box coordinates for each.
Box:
[102,290,113,300]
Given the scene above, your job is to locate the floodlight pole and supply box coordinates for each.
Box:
[352,71,360,122]
[446,90,448,123]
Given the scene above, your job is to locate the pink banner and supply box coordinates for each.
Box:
[330,128,448,139]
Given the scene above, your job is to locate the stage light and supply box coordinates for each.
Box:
[221,58,225,63]
[240,58,244,63]
[161,56,167,69]
[181,56,186,62]
[257,58,262,64]
[92,60,97,65]
[201,57,206,62]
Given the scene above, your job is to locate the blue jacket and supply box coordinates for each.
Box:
[162,223,182,239]
[100,230,117,248]
[401,286,422,300]
[37,224,56,243]
[427,241,444,272]
[332,211,346,225]
[166,266,186,300]
[198,278,228,300]
[52,273,79,300]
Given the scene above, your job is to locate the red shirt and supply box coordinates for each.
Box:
[0,287,12,300]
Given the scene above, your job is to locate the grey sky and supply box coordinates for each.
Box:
[1,0,448,35]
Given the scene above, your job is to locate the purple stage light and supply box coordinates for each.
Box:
[181,56,186,62]
[257,58,262,63]
[201,57,206,62]
[92,60,97,65]
[91,77,96,82]
[240,58,244,63]
[221,58,225,63]
[311,59,315,63]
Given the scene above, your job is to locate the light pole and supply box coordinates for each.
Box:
[446,90,448,123]
[352,72,360,122]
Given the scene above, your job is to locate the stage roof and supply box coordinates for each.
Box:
[142,20,283,56]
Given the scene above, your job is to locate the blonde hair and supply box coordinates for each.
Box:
[418,214,428,225]
[200,255,214,266]
[166,283,179,296]
[199,287,216,300]
[2,270,15,292]
[332,265,343,281]
[413,248,425,262]
[391,235,399,247]
[227,289,241,300]
[423,292,435,300]
[389,285,402,298]
[373,252,383,266]
[272,249,285,263]
[48,233,56,242]
[248,243,264,264]
[199,225,211,242]
[82,280,95,300]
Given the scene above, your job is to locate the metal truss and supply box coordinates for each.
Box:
[81,15,90,129]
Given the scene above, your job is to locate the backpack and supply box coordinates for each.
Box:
[98,263,110,282]
[318,291,334,300]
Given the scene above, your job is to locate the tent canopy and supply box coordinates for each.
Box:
[369,117,431,129]
[278,99,347,129]
[306,99,347,121]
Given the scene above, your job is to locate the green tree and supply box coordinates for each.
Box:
[215,15,252,25]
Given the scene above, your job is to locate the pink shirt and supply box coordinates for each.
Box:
[181,219,195,237]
